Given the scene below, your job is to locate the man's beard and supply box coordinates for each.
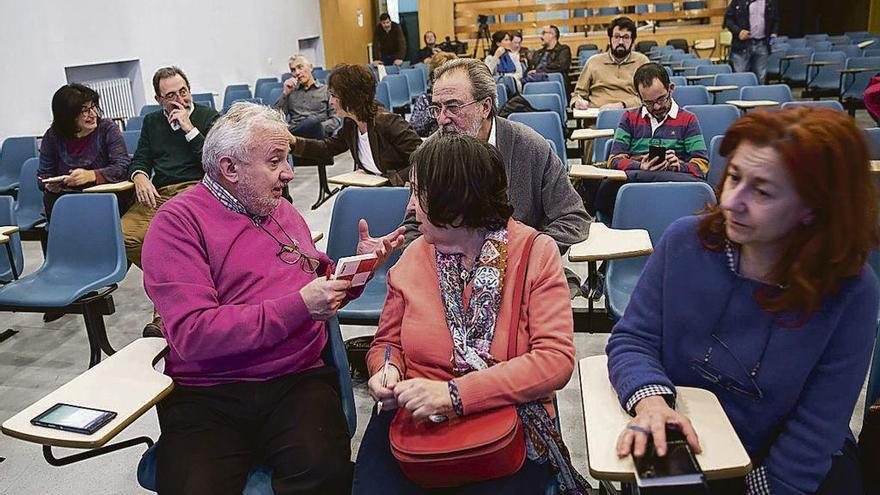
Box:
[438,116,483,137]
[237,174,281,217]
[612,45,631,59]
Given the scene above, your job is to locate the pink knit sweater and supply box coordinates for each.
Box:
[142,183,334,386]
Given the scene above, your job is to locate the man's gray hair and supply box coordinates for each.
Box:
[288,54,311,65]
[202,102,288,178]
[433,58,497,117]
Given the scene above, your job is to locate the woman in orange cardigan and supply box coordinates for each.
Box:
[352,134,589,494]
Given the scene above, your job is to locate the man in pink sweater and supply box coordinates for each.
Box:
[141,102,403,495]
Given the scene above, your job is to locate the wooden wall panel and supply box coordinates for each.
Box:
[418,0,456,43]
[319,0,377,66]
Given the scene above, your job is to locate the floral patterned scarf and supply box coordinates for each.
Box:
[435,228,592,494]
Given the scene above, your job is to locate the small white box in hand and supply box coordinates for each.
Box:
[333,253,379,287]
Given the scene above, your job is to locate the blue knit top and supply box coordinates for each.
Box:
[606,215,878,494]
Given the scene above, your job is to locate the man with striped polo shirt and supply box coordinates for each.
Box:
[595,62,709,219]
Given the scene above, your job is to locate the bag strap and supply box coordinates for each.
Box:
[506,231,540,361]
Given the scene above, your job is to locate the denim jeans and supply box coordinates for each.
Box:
[730,39,770,84]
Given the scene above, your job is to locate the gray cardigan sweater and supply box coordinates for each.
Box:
[402,117,592,252]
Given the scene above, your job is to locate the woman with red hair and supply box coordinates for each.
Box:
[606,107,879,494]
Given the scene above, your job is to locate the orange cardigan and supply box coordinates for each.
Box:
[367,219,576,416]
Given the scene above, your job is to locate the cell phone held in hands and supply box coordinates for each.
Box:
[633,425,704,488]
[648,145,667,164]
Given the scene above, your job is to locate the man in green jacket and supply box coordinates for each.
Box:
[122,66,219,332]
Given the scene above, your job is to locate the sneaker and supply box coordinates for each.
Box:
[143,315,163,338]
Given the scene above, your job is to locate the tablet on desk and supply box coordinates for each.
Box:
[30,403,117,435]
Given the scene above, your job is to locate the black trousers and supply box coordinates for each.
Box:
[156,367,352,495]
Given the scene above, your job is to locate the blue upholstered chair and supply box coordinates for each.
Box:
[713,72,758,104]
[780,100,845,112]
[140,104,162,116]
[605,183,717,320]
[328,187,410,326]
[708,134,727,188]
[739,84,793,104]
[255,81,283,104]
[223,84,252,104]
[381,74,411,111]
[521,93,566,129]
[0,194,127,367]
[508,111,568,165]
[0,196,24,283]
[122,130,140,156]
[496,83,509,108]
[14,158,46,232]
[682,104,740,150]
[672,85,710,106]
[192,92,215,109]
[593,108,627,163]
[401,68,427,101]
[523,80,568,108]
[126,115,145,131]
[0,136,38,193]
[375,80,392,110]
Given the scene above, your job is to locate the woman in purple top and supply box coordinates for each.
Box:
[38,84,129,220]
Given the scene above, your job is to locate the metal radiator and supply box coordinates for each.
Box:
[84,78,136,120]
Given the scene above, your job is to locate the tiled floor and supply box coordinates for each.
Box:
[0,104,874,494]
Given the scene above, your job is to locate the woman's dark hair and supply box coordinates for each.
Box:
[490,30,510,53]
[607,16,637,41]
[328,64,378,122]
[698,107,880,318]
[410,134,514,231]
[633,63,671,92]
[50,84,101,140]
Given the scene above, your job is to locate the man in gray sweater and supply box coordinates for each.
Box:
[402,57,591,254]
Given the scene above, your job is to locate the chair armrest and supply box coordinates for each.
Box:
[1,338,173,449]
[82,181,135,193]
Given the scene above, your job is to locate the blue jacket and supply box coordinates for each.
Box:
[724,0,781,53]
[606,216,878,495]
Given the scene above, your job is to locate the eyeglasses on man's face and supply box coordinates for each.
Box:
[161,87,190,101]
[427,99,482,119]
[642,92,671,108]
[612,34,633,42]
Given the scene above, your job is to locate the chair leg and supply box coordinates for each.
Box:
[311,163,340,210]
[83,302,116,367]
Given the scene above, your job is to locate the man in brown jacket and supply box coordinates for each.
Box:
[372,13,407,67]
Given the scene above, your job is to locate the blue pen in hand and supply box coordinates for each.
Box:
[376,344,392,416]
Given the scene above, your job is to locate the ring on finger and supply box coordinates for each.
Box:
[627,424,651,435]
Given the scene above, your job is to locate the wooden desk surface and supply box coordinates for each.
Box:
[572,128,615,140]
[726,100,780,109]
[780,54,808,60]
[311,231,324,243]
[82,181,135,193]
[1,338,173,449]
[578,356,752,482]
[706,85,739,92]
[327,171,389,187]
[0,225,20,245]
[573,107,601,119]
[569,164,627,181]
[685,74,715,81]
[568,223,653,262]
[871,160,880,174]
[837,67,880,74]
[804,61,834,67]
[858,39,877,49]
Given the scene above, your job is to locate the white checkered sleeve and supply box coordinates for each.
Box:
[745,465,771,494]
[624,384,676,415]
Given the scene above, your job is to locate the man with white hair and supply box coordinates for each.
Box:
[273,54,341,139]
[141,102,403,495]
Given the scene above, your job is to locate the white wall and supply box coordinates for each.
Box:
[0,0,325,138]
